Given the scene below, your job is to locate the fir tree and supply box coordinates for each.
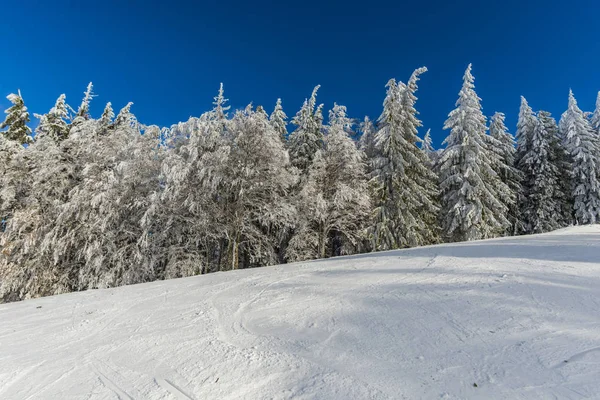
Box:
[1,90,32,145]
[213,83,230,121]
[269,98,288,143]
[100,102,115,130]
[559,90,600,224]
[288,85,324,174]
[438,64,509,242]
[287,104,370,260]
[489,112,520,234]
[358,116,377,160]
[539,110,573,227]
[114,102,135,128]
[36,94,70,142]
[517,114,560,233]
[371,67,439,249]
[74,82,96,123]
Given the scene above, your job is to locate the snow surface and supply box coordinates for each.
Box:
[2,226,600,399]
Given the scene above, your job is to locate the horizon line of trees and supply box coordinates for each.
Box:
[1,64,599,302]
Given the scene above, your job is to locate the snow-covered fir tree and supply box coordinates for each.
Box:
[269,98,288,142]
[539,110,573,227]
[74,82,96,124]
[516,113,561,233]
[489,112,520,234]
[1,91,33,145]
[288,86,324,174]
[438,64,509,242]
[36,94,70,142]
[559,90,600,224]
[100,102,115,131]
[371,67,439,249]
[421,128,434,153]
[287,104,370,261]
[213,83,230,121]
[114,102,135,128]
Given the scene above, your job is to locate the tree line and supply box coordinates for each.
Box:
[1,65,599,302]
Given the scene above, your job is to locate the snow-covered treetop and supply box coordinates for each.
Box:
[591,91,600,132]
[421,129,434,153]
[269,98,288,142]
[1,90,32,145]
[76,82,96,120]
[114,102,136,128]
[213,83,230,120]
[100,102,115,127]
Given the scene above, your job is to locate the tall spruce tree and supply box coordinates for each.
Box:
[1,91,32,145]
[559,90,600,224]
[539,111,573,227]
[489,112,520,234]
[438,64,509,242]
[371,67,439,249]
[517,114,560,233]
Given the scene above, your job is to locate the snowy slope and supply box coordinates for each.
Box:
[2,227,600,399]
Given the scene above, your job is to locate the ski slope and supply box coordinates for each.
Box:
[2,227,600,399]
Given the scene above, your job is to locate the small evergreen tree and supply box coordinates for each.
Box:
[269,98,288,143]
[100,102,115,131]
[1,91,33,145]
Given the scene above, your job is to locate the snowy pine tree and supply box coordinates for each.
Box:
[100,102,115,131]
[1,91,33,145]
[358,116,377,160]
[489,112,520,234]
[288,86,324,174]
[36,94,70,142]
[439,64,509,242]
[114,102,135,128]
[371,67,439,249]
[517,113,561,233]
[559,90,600,224]
[74,82,96,124]
[213,83,230,121]
[269,98,288,142]
[287,104,370,261]
[539,110,573,227]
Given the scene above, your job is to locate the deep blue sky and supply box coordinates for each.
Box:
[2,0,599,147]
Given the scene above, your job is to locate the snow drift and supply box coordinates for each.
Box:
[1,226,600,399]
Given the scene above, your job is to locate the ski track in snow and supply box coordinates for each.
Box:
[2,226,600,399]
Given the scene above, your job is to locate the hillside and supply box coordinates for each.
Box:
[1,226,600,399]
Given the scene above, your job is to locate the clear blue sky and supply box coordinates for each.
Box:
[2,0,599,147]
